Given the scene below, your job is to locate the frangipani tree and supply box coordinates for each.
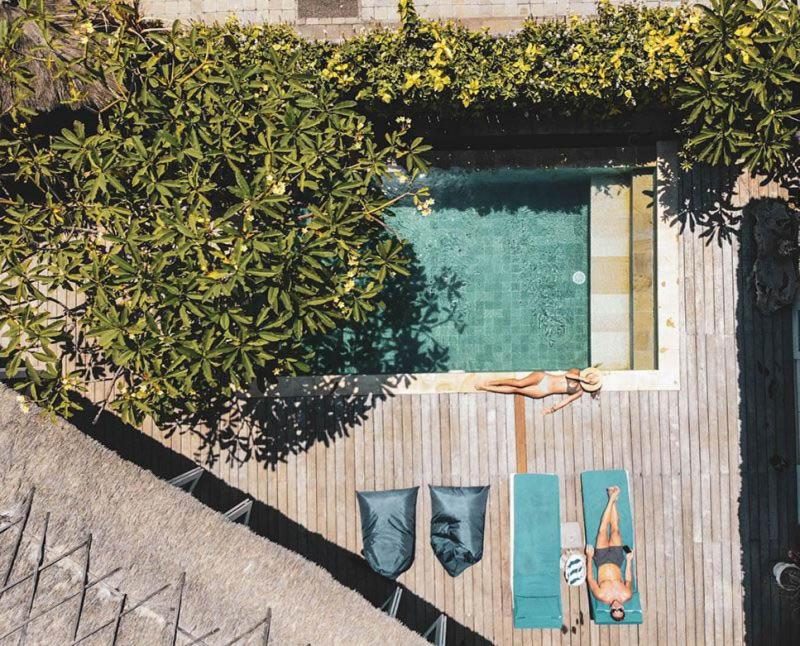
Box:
[678,0,800,178]
[0,1,429,425]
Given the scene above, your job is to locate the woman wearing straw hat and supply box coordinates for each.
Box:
[475,367,602,415]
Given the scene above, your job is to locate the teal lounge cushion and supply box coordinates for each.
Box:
[429,485,490,577]
[357,487,419,580]
[515,574,560,598]
[580,470,643,625]
[512,474,563,629]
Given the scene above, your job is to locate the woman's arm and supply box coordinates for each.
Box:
[542,370,595,385]
[543,391,582,415]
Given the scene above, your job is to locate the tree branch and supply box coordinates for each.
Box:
[92,365,124,425]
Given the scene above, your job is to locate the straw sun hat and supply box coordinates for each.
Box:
[579,367,603,393]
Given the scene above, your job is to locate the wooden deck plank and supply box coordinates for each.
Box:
[571,392,589,645]
[465,394,479,640]
[761,178,781,641]
[639,391,657,646]
[452,395,466,635]
[664,390,685,646]
[560,384,578,643]
[681,190,708,646]
[428,395,445,626]
[497,394,515,646]
[705,229,727,646]
[712,332,734,646]
[441,395,456,625]
[484,393,502,645]
[409,395,425,635]
[726,173,745,646]
[746,174,771,644]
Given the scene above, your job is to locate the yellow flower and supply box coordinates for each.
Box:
[431,40,453,66]
[525,43,543,59]
[403,71,422,91]
[428,69,451,92]
[610,47,625,68]
[272,181,286,195]
[380,92,392,103]
[513,59,531,73]
[413,195,435,216]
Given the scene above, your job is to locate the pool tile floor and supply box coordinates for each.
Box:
[312,168,592,374]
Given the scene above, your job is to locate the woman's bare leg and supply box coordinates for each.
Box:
[474,384,526,395]
[481,372,544,388]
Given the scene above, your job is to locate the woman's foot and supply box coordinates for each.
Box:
[607,485,620,500]
[474,384,485,391]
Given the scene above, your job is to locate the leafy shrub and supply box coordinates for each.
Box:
[321,0,698,117]
[678,0,800,176]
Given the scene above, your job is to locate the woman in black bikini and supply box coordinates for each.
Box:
[475,367,602,415]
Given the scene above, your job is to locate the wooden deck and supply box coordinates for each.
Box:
[75,165,800,645]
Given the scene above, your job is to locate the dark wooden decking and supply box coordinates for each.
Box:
[75,166,799,645]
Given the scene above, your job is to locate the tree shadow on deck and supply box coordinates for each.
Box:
[664,161,742,246]
[664,161,800,643]
[68,397,491,645]
[736,197,800,645]
[156,251,454,470]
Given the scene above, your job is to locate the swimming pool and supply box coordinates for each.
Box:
[310,166,638,375]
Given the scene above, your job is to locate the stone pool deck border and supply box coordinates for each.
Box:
[265,141,680,397]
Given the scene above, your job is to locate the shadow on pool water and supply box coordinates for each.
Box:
[309,251,460,375]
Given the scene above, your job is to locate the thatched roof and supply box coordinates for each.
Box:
[0,1,111,114]
[0,383,425,644]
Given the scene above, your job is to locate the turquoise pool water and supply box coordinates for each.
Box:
[311,167,592,375]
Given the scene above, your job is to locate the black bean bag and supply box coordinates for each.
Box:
[357,487,419,580]
[430,485,490,577]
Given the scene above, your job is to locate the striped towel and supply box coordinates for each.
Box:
[563,553,586,586]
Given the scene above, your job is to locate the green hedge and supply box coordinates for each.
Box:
[199,0,697,119]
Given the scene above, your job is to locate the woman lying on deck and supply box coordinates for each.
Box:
[475,367,602,415]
